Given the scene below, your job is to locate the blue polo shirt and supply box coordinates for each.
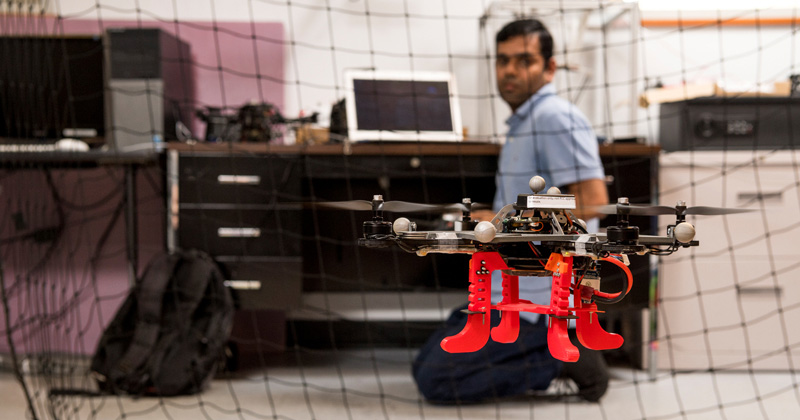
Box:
[491,83,604,323]
[494,83,604,209]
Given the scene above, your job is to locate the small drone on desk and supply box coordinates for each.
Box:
[311,176,749,362]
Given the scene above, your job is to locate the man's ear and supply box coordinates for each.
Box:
[545,57,557,81]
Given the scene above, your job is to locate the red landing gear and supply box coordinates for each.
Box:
[440,251,624,362]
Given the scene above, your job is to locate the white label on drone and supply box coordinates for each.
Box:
[526,195,576,209]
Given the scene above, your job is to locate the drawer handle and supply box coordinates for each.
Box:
[217,175,261,185]
[224,280,262,290]
[217,227,261,238]
[737,286,783,296]
[737,191,782,205]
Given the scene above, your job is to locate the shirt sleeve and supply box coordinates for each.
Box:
[535,102,604,188]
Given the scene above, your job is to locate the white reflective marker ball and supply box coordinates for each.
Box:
[393,217,411,234]
[474,221,497,243]
[673,222,696,243]
[547,186,561,195]
[529,176,546,193]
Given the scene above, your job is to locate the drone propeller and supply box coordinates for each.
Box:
[306,200,373,211]
[595,202,753,217]
[683,206,754,216]
[594,203,675,216]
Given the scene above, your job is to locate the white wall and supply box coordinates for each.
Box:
[51,0,800,143]
[636,2,800,142]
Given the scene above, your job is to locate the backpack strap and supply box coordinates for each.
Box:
[106,253,180,390]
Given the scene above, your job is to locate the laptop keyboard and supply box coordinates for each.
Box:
[0,143,58,152]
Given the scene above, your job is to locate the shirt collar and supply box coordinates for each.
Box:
[506,83,556,127]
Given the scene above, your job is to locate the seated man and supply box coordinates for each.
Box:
[412,18,610,404]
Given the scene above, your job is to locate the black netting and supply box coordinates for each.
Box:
[2,1,800,419]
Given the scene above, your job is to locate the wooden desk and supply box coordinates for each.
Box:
[168,140,658,157]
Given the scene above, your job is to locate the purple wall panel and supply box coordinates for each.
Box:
[0,166,164,355]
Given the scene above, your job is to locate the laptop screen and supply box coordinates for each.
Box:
[345,70,463,142]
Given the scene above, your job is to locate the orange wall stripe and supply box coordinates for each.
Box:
[642,18,800,27]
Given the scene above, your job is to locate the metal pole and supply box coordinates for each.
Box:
[125,165,138,285]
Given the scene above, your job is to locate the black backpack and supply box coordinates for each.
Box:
[90,249,234,396]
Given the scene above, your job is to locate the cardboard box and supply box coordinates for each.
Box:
[296,125,330,144]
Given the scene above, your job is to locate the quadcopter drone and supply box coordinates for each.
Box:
[313,176,749,362]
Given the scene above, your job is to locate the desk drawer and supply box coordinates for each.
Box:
[178,208,301,256]
[304,155,497,179]
[179,155,302,204]
[218,257,303,310]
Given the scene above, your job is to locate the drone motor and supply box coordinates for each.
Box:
[606,197,640,245]
[362,195,392,239]
[458,198,480,231]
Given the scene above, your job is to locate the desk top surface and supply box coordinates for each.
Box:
[0,150,160,167]
[168,141,660,157]
[0,142,659,167]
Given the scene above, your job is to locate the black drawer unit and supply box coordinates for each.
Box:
[301,153,497,292]
[178,208,302,256]
[178,154,303,204]
[304,154,498,180]
[168,151,303,311]
[216,257,304,311]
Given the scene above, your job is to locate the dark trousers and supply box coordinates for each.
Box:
[412,305,562,404]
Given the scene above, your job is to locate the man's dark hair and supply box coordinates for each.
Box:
[496,19,554,63]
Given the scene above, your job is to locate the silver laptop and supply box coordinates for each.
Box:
[344,70,463,142]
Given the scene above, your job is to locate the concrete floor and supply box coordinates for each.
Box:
[2,349,800,420]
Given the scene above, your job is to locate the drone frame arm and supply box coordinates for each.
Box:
[490,204,516,230]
